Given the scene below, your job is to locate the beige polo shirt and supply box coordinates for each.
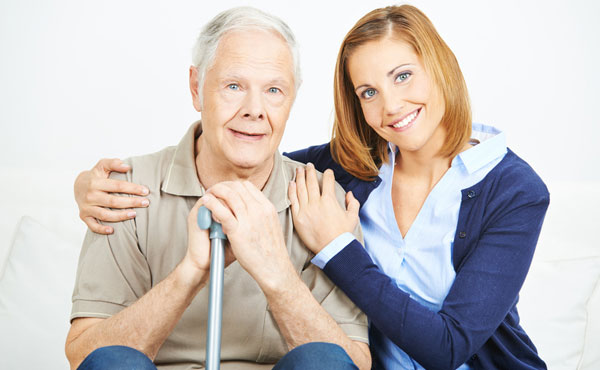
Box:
[71,121,368,369]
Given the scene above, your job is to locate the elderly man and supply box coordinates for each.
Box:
[65,6,370,370]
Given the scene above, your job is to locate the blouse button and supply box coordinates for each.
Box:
[467,190,476,198]
[458,231,467,238]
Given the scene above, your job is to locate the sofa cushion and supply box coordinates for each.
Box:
[0,216,80,370]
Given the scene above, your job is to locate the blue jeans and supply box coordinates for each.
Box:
[78,342,358,370]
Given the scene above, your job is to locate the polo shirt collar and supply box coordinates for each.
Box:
[162,120,290,212]
[161,121,205,197]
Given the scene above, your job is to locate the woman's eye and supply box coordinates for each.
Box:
[227,84,240,90]
[268,87,281,94]
[362,88,376,99]
[395,72,411,82]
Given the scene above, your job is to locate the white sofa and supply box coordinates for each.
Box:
[1,173,598,370]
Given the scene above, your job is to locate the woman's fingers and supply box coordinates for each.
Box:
[322,169,336,198]
[288,181,300,217]
[93,158,131,176]
[305,163,321,202]
[84,205,137,223]
[346,191,360,218]
[83,216,113,235]
[295,167,309,205]
[93,178,149,197]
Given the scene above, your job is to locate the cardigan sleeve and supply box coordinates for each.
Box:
[323,174,549,370]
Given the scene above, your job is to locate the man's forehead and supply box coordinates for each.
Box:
[210,29,294,79]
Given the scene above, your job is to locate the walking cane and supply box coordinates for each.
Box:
[197,206,227,370]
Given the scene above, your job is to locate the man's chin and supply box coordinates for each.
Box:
[228,153,273,171]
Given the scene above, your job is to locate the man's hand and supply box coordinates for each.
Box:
[74,158,150,234]
[184,197,236,278]
[201,181,294,291]
[288,163,359,254]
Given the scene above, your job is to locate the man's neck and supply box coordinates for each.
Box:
[194,138,274,191]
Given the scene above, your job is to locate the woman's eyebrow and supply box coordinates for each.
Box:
[387,63,413,77]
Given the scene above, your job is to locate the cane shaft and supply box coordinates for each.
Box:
[205,238,225,370]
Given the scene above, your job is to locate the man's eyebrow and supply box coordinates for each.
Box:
[268,78,292,87]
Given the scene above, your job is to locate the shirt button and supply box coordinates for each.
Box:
[467,190,476,198]
[459,231,467,238]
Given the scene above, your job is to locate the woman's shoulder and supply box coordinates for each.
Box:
[482,148,549,202]
[284,142,335,169]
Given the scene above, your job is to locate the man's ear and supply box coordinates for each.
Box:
[189,66,202,112]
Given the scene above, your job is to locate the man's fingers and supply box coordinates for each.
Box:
[295,167,309,205]
[83,216,113,235]
[241,181,269,206]
[206,183,248,218]
[94,178,149,196]
[201,193,238,233]
[305,163,321,202]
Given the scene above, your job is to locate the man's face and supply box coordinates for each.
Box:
[192,29,296,172]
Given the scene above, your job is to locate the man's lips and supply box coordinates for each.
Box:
[228,128,266,141]
[388,108,421,130]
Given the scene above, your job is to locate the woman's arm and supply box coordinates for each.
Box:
[74,158,150,234]
[290,163,549,370]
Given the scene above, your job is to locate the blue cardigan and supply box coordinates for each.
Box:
[285,143,549,370]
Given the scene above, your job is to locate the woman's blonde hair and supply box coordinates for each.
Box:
[331,5,472,180]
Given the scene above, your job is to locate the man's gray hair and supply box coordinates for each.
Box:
[192,6,302,105]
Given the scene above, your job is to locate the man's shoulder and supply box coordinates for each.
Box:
[281,155,348,202]
[110,145,177,186]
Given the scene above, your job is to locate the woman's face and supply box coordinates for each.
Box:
[348,36,446,156]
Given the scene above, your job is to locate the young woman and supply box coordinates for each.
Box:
[74,5,548,369]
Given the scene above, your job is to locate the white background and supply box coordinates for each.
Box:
[1,0,599,252]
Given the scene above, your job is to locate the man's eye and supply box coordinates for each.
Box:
[362,88,376,99]
[395,72,411,82]
[227,84,239,90]
[268,87,280,94]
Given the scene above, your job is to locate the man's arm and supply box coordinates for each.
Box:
[202,181,371,370]
[66,257,207,369]
[66,198,229,369]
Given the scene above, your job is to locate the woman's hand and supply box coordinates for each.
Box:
[288,163,360,254]
[74,158,150,234]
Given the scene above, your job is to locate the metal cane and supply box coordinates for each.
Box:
[197,206,227,370]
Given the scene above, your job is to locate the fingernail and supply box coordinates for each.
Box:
[307,162,314,169]
[105,227,113,233]
[141,199,149,206]
[120,163,131,169]
[141,187,149,195]
[127,211,136,218]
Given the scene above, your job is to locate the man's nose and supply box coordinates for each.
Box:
[241,90,265,120]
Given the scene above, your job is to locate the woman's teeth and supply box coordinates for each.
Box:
[393,110,419,128]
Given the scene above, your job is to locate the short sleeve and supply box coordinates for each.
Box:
[70,174,152,322]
